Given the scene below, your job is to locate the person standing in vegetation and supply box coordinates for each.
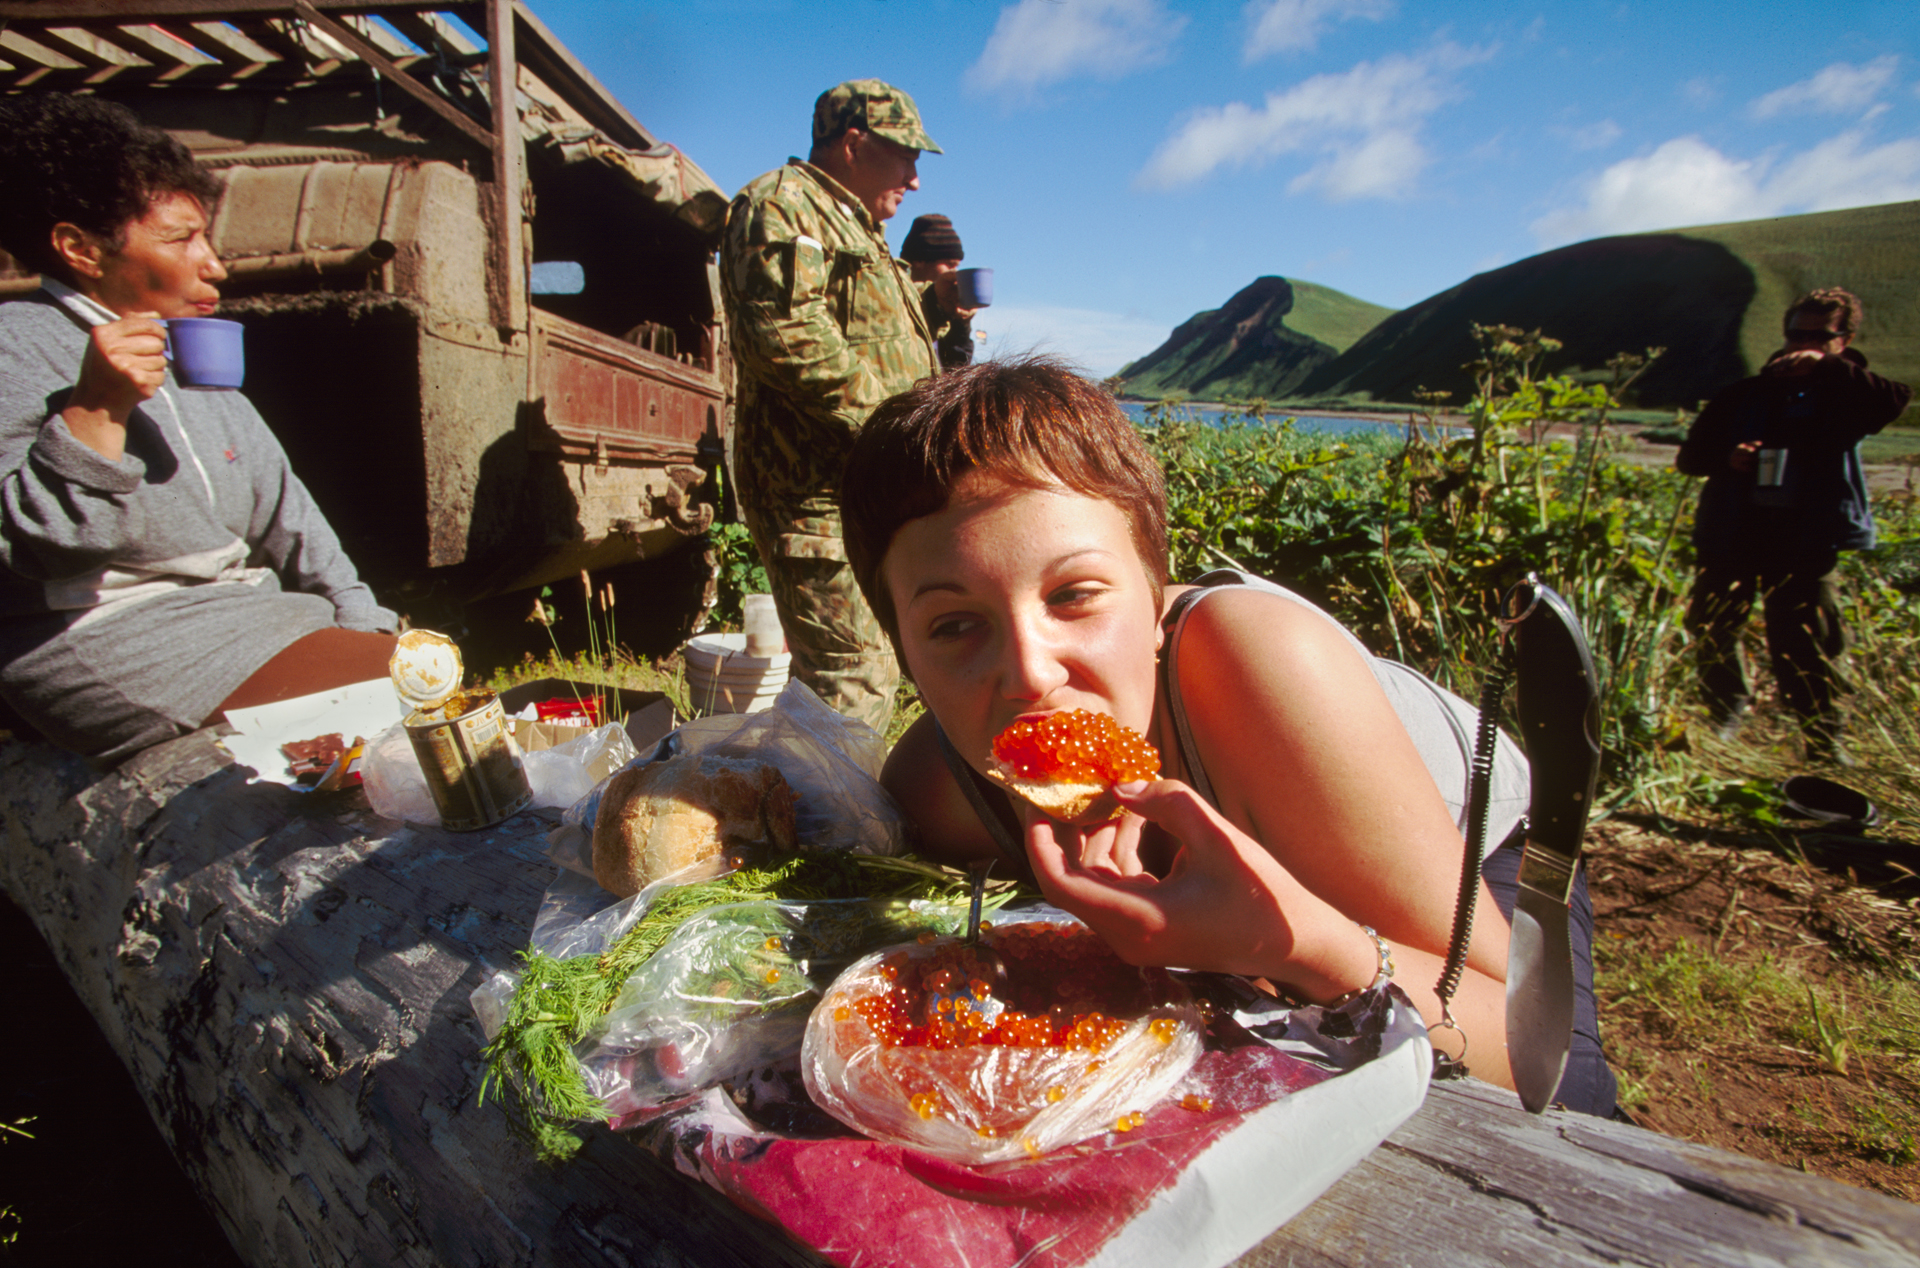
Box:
[1677,288,1911,762]
[719,80,943,734]
[899,213,978,370]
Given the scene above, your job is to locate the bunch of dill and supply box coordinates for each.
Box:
[480,852,998,1160]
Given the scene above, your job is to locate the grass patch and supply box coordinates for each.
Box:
[487,639,929,747]
[487,647,692,721]
[1596,927,1920,1174]
[1861,430,1920,465]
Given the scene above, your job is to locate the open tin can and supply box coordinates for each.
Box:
[391,631,532,832]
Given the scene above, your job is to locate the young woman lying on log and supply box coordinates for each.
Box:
[0,93,396,764]
[839,356,1617,1116]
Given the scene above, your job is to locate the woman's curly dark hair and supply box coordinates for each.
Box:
[0,92,221,279]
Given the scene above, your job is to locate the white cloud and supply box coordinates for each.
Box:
[1135,43,1487,198]
[1242,0,1393,61]
[1291,126,1426,198]
[966,0,1188,95]
[974,305,1174,378]
[1530,129,1920,246]
[1749,56,1899,119]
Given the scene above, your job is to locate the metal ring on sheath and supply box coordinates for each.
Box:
[1497,570,1544,629]
[1428,1004,1468,1062]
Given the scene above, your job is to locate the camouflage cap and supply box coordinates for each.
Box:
[812,79,943,154]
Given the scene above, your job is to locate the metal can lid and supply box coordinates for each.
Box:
[390,629,464,712]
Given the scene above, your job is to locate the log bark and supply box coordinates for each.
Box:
[4,731,1917,1267]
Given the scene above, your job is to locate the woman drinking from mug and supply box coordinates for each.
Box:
[840,356,1618,1115]
[0,93,397,764]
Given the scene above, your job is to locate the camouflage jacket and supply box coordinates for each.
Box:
[721,160,938,516]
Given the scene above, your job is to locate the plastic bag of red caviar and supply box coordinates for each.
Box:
[801,916,1205,1165]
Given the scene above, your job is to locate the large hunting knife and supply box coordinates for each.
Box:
[1504,578,1601,1113]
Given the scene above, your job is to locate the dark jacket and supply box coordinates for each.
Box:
[921,289,974,370]
[1677,347,1911,566]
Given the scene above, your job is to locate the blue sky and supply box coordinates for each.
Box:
[529,0,1919,375]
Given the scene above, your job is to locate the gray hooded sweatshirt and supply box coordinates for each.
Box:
[0,285,396,762]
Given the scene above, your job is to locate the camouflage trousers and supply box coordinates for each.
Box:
[740,500,898,736]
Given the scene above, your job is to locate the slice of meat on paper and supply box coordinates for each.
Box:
[281,733,346,778]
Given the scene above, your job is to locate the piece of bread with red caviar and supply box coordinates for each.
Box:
[984,709,1160,826]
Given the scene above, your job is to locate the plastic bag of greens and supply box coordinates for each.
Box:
[575,897,967,1119]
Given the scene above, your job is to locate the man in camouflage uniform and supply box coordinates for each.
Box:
[721,80,941,732]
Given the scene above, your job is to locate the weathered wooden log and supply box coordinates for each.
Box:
[4,730,1918,1267]
[0,732,817,1267]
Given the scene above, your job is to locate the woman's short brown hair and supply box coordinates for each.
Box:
[841,356,1169,655]
[0,93,222,280]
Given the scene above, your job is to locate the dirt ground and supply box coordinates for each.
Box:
[1584,813,1920,1202]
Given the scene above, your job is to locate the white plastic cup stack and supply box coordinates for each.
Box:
[684,629,791,715]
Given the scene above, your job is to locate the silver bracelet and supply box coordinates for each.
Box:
[1329,923,1395,1006]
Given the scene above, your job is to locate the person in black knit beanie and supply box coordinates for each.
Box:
[899,213,976,370]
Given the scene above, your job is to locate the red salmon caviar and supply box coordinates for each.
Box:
[991,710,1160,785]
[837,925,1189,1057]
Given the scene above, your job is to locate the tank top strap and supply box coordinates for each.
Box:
[1155,569,1253,810]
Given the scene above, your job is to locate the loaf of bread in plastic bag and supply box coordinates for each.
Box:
[592,754,798,897]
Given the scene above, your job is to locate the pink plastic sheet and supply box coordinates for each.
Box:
[621,982,1429,1268]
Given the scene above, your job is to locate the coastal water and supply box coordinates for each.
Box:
[1118,402,1437,439]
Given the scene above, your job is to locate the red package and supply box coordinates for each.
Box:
[534,694,604,726]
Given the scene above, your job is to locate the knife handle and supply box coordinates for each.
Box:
[1506,579,1602,903]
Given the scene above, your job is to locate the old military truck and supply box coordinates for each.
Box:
[0,0,731,651]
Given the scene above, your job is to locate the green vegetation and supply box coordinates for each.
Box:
[1115,276,1395,402]
[1147,324,1696,786]
[1598,931,1919,1141]
[1145,321,1920,815]
[1296,199,1920,414]
[1279,278,1398,354]
[487,645,692,719]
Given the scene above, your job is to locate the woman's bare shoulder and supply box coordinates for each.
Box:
[882,713,1004,868]
[1174,583,1372,688]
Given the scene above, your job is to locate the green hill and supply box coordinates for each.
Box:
[1287,277,1400,353]
[1116,276,1395,401]
[1295,200,1920,415]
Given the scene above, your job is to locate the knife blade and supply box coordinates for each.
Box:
[1504,579,1601,1113]
[1508,851,1577,1110]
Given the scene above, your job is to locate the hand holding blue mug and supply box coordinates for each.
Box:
[955,267,993,309]
[166,316,245,390]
